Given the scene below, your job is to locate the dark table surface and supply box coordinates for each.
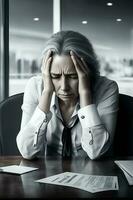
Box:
[0,156,133,198]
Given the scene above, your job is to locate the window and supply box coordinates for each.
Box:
[61,0,133,96]
[9,0,53,95]
[0,0,4,100]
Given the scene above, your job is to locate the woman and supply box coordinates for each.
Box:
[16,30,119,160]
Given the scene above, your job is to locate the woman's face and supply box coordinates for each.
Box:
[50,54,79,102]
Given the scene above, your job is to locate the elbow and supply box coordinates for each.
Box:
[16,135,37,160]
[19,150,36,160]
[22,154,36,160]
[81,143,104,160]
[88,152,101,160]
[85,147,109,160]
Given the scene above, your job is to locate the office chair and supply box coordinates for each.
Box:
[0,93,24,155]
[114,93,133,157]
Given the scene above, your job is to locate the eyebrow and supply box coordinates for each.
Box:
[51,73,77,75]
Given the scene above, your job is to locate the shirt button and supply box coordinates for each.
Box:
[43,118,47,123]
[81,115,85,119]
[89,140,93,145]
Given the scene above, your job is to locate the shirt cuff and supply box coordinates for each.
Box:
[29,106,52,129]
[78,104,101,128]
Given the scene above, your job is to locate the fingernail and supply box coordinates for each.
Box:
[70,51,73,55]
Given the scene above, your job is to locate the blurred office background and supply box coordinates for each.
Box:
[0,0,133,102]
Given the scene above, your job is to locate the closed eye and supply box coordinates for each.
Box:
[51,73,78,79]
[68,75,78,79]
[51,74,61,79]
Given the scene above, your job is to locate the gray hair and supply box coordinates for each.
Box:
[42,30,100,78]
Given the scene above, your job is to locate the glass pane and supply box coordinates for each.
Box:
[9,0,53,95]
[0,0,4,101]
[61,0,133,96]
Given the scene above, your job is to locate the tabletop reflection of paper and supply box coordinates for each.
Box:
[35,172,119,193]
[0,165,38,175]
[115,160,133,185]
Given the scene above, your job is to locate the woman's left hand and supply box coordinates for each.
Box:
[70,51,92,107]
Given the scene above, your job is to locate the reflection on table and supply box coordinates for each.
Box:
[0,156,133,198]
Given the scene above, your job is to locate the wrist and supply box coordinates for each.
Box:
[79,90,92,100]
[79,91,92,107]
[42,90,53,96]
[39,91,53,113]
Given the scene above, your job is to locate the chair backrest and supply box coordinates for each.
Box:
[114,93,133,157]
[0,92,133,157]
[0,93,23,155]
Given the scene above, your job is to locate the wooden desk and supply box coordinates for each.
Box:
[0,156,133,198]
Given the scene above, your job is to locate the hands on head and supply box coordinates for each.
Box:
[70,51,91,96]
[41,50,91,98]
[41,50,54,95]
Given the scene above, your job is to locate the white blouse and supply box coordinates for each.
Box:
[16,75,119,160]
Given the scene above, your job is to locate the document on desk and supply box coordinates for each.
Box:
[115,160,133,185]
[0,165,38,175]
[36,172,118,193]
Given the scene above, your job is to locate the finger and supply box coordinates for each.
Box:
[42,57,52,75]
[42,50,52,68]
[70,51,88,75]
[70,53,82,76]
[70,51,82,74]
[80,57,91,75]
[42,49,53,73]
[76,57,88,75]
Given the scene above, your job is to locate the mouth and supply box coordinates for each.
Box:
[59,94,72,98]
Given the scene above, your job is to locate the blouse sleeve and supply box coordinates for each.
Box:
[78,80,119,160]
[16,76,52,159]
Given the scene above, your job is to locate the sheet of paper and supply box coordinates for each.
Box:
[115,160,133,177]
[120,167,133,185]
[35,172,118,193]
[0,165,38,175]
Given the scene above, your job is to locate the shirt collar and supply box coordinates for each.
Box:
[50,93,80,120]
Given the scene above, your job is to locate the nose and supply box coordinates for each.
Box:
[60,75,69,91]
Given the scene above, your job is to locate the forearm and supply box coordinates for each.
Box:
[81,125,109,160]
[38,91,53,113]
[78,78,119,159]
[80,91,92,108]
[17,106,52,159]
[16,126,46,160]
[78,105,116,160]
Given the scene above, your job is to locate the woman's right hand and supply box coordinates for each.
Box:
[39,50,54,113]
[41,50,54,94]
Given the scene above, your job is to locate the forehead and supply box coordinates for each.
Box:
[51,55,76,73]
